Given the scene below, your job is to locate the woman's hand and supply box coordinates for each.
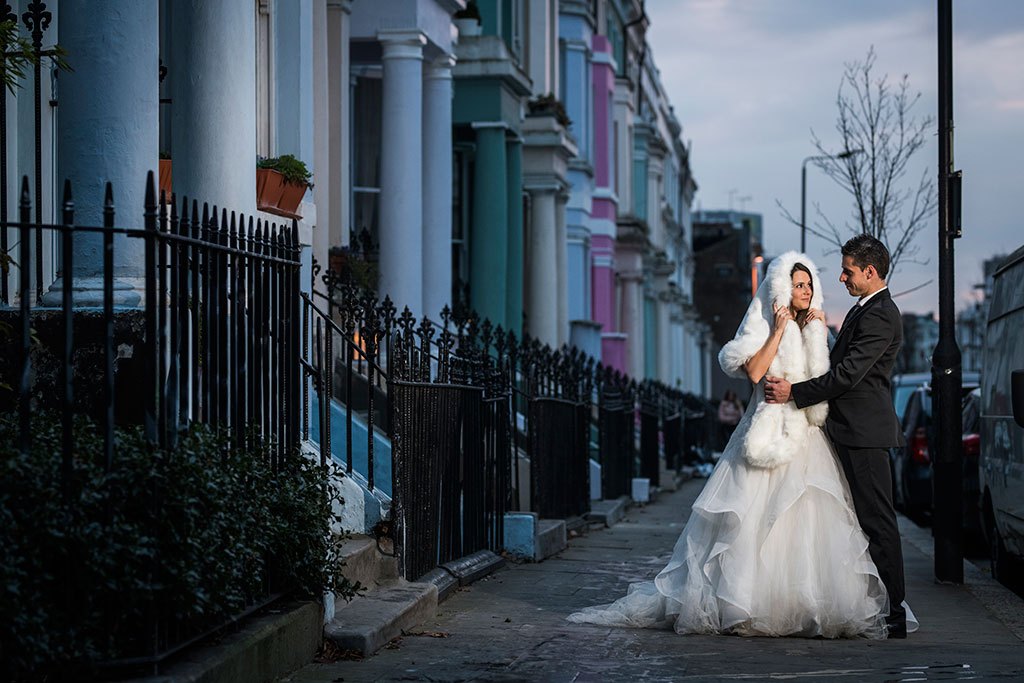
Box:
[772,302,793,333]
[806,308,826,325]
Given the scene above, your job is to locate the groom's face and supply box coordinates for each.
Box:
[839,255,871,297]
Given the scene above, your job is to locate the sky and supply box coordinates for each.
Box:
[645,0,1024,324]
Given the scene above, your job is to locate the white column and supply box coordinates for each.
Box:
[555,192,568,347]
[171,0,256,212]
[619,272,644,381]
[51,0,158,306]
[647,153,664,248]
[422,55,454,319]
[656,288,671,383]
[527,0,555,95]
[327,0,353,249]
[526,187,558,347]
[378,31,425,318]
[312,0,330,268]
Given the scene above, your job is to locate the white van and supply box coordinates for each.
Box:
[980,245,1024,581]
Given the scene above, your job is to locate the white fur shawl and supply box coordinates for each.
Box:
[717,251,830,468]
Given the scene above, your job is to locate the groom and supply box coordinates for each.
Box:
[764,234,908,639]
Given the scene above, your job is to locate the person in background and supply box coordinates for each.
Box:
[717,389,744,445]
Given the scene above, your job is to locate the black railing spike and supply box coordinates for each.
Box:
[169,191,178,224]
[144,170,157,212]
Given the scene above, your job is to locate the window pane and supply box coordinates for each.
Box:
[353,77,382,189]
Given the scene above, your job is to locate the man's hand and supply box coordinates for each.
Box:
[764,376,792,404]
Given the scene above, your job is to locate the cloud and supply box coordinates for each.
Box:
[644,0,1024,316]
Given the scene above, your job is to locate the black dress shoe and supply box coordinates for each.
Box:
[886,621,907,639]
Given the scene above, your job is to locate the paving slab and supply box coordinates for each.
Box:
[284,477,1024,683]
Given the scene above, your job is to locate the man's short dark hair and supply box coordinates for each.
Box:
[841,234,890,280]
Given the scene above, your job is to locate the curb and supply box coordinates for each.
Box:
[127,599,323,683]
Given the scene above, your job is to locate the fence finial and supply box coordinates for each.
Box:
[145,170,157,213]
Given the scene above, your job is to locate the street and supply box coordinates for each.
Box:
[284,478,1024,682]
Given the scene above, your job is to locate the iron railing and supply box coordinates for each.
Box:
[301,269,708,581]
[0,172,302,666]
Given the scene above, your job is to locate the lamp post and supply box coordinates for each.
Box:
[800,149,863,252]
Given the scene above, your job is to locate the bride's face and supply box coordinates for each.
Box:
[791,271,813,311]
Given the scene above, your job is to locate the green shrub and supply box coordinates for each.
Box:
[0,414,358,678]
[257,154,314,189]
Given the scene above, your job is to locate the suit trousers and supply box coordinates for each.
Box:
[832,441,907,626]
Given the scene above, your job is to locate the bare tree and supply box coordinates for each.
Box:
[780,47,936,282]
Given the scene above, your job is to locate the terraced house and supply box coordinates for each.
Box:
[1,0,716,678]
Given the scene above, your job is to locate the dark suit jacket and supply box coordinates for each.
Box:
[791,288,906,448]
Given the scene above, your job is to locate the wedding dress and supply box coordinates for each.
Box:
[568,252,916,639]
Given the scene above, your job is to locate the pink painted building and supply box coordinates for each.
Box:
[591,34,626,374]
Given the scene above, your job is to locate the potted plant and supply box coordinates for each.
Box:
[329,244,379,293]
[528,93,572,128]
[256,154,314,218]
[159,151,172,198]
[453,0,482,37]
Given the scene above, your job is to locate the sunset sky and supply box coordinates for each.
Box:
[646,0,1024,323]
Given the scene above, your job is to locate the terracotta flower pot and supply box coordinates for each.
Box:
[159,158,172,198]
[256,168,287,211]
[278,181,307,217]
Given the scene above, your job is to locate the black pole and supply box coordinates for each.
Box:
[0,4,14,306]
[932,0,963,584]
[18,177,31,456]
[144,171,159,445]
[24,2,50,300]
[59,180,73,503]
[103,184,115,471]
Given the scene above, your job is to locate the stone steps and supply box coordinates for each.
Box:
[325,536,504,656]
[324,580,438,656]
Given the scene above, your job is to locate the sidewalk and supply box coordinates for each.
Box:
[284,478,1024,682]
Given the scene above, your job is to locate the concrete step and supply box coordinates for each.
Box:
[324,580,438,656]
[585,495,631,527]
[335,533,398,593]
[503,512,567,561]
[536,518,567,560]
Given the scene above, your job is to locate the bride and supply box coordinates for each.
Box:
[568,252,914,639]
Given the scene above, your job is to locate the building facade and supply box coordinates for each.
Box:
[4,0,712,396]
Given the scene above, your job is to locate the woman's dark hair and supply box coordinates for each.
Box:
[842,234,891,280]
[790,262,813,328]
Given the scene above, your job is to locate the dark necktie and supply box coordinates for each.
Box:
[838,301,862,337]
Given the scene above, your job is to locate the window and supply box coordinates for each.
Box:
[606,13,625,78]
[452,146,474,310]
[501,0,523,59]
[255,0,274,158]
[351,75,382,247]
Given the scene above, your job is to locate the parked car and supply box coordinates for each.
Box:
[961,387,984,552]
[981,246,1024,582]
[892,372,932,424]
[889,372,980,521]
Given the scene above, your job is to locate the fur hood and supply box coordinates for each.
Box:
[717,251,830,468]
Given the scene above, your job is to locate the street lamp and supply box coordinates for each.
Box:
[800,149,864,252]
